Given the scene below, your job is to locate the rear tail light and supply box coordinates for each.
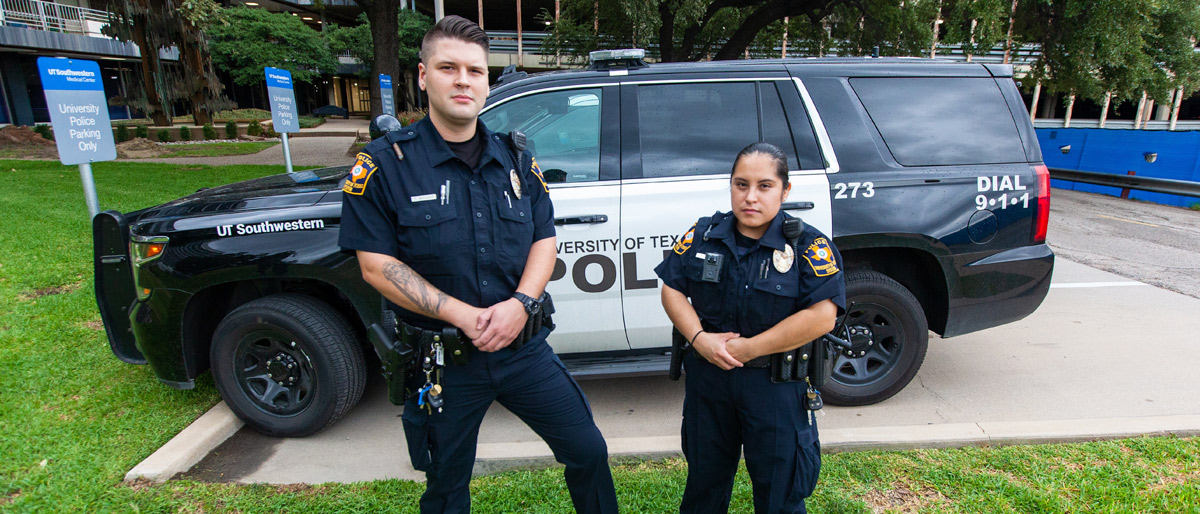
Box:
[1032,164,1050,243]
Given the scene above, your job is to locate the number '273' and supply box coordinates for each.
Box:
[833,182,875,199]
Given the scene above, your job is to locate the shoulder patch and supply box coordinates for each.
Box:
[802,237,839,276]
[673,223,697,255]
[529,156,550,193]
[342,152,378,196]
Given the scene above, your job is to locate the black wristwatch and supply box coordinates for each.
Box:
[512,292,541,316]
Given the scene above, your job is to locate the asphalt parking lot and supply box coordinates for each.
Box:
[168,188,1200,485]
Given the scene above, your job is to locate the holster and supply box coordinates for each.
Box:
[668,328,690,381]
[769,343,812,384]
[366,310,416,406]
[511,292,557,351]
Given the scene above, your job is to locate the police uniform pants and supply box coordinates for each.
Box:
[679,352,821,514]
[401,328,618,514]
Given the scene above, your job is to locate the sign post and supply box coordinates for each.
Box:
[264,67,299,173]
[37,57,116,219]
[379,74,395,117]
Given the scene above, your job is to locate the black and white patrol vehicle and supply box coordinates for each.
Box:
[94,50,1053,436]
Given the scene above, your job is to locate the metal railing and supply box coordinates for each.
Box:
[0,0,110,37]
[1049,168,1200,198]
[488,30,549,54]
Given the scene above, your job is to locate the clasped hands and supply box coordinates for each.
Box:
[460,298,528,352]
[692,331,758,370]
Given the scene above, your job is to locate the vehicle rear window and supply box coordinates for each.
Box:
[850,77,1027,166]
[637,82,759,178]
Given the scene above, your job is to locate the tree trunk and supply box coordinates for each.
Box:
[658,1,676,62]
[181,36,213,126]
[367,0,400,120]
[130,11,171,126]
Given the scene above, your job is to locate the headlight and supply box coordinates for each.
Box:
[130,235,168,300]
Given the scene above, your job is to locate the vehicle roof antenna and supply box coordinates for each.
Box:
[494,65,528,87]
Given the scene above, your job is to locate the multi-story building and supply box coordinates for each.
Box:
[0,0,557,124]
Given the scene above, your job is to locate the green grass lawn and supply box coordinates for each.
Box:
[1,159,1198,512]
[155,141,280,158]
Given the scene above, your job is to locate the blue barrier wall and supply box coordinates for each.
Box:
[1037,128,1200,208]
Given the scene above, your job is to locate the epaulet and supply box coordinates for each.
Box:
[386,126,419,143]
[362,126,418,162]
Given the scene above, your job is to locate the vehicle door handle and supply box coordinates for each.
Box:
[555,214,609,225]
[782,201,815,211]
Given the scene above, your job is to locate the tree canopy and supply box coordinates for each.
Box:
[207,7,338,87]
[102,0,229,125]
[325,10,429,77]
[544,0,1200,105]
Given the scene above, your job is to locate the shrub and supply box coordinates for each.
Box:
[33,124,54,141]
[247,120,262,136]
[156,128,171,142]
[224,120,238,139]
[298,116,325,129]
[1190,203,1200,211]
[177,126,191,141]
[202,124,218,140]
[115,124,131,143]
[397,110,428,126]
[135,124,149,138]
[262,124,278,138]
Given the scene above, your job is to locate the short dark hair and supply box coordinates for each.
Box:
[732,142,789,186]
[420,15,489,63]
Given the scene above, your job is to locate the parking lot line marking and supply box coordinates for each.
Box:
[1096,214,1160,227]
[1050,281,1149,289]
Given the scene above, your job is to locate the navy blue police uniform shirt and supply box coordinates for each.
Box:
[338,117,555,326]
[655,211,846,338]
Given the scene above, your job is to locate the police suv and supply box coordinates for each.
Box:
[94,51,1053,436]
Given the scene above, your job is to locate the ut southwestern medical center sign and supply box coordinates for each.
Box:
[379,74,395,117]
[36,57,116,165]
[265,67,299,133]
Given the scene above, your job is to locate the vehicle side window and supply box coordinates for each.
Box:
[850,77,1027,166]
[480,88,602,183]
[761,82,823,171]
[637,82,758,178]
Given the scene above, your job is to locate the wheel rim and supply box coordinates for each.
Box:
[830,301,905,387]
[232,330,315,416]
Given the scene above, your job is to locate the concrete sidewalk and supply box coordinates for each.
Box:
[126,257,1200,484]
[123,118,369,168]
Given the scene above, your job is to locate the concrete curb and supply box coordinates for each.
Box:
[129,402,1200,482]
[125,401,244,483]
[471,414,1200,476]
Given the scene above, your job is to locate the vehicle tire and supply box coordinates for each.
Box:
[210,293,366,437]
[821,270,928,406]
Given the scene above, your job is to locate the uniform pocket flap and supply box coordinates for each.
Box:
[397,204,455,228]
[754,270,801,298]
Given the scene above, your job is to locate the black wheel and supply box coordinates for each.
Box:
[210,294,366,437]
[822,270,928,406]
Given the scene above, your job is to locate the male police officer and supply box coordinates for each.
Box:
[338,15,618,514]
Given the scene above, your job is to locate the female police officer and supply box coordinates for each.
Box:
[655,142,846,514]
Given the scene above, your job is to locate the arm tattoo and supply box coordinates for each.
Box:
[382,261,449,316]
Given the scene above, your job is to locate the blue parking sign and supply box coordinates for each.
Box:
[265,67,299,133]
[379,74,395,117]
[37,57,116,165]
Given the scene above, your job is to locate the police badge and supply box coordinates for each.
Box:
[773,244,795,273]
[510,169,522,199]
